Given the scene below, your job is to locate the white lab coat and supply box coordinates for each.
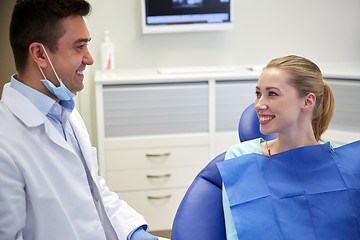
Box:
[0,83,147,240]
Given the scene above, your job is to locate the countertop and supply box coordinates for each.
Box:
[94,63,360,84]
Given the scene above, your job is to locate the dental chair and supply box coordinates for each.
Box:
[171,103,277,240]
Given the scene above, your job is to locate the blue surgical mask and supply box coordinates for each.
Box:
[38,44,76,101]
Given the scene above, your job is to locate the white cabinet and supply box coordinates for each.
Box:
[103,135,209,231]
[215,80,258,153]
[321,79,360,145]
[94,66,360,231]
[94,68,259,231]
[326,79,360,131]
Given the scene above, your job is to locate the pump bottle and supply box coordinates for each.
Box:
[101,31,115,70]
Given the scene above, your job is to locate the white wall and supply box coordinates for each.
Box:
[78,0,360,143]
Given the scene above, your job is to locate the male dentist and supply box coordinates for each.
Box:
[0,0,158,239]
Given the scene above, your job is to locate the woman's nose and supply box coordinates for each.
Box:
[254,97,267,111]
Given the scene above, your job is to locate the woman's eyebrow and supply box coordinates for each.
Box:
[256,86,280,91]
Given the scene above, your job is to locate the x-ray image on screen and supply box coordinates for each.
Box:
[173,0,203,8]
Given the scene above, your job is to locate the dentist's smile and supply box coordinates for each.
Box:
[75,68,85,80]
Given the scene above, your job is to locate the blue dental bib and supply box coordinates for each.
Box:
[217,141,360,240]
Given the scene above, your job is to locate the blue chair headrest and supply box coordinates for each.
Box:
[238,103,277,142]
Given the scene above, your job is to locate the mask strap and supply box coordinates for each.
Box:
[40,44,62,84]
[38,65,47,80]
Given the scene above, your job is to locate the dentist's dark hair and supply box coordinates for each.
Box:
[265,55,335,141]
[10,0,91,74]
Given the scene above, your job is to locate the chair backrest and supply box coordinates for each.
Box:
[171,103,277,240]
[170,152,226,240]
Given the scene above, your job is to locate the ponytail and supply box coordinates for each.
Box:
[312,82,335,141]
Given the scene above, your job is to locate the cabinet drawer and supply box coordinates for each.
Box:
[107,165,203,192]
[103,82,209,137]
[106,145,209,170]
[117,188,187,231]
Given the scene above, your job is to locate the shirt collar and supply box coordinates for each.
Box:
[10,74,75,117]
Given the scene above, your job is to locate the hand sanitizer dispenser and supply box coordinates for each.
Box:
[101,31,115,70]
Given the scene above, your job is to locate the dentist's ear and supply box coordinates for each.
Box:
[29,42,48,68]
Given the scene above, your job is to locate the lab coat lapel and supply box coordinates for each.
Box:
[45,121,76,154]
[69,109,98,177]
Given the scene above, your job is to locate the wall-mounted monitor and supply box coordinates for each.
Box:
[141,0,234,34]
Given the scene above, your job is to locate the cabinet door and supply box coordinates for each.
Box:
[102,82,209,137]
[118,188,187,231]
[215,80,257,153]
[327,79,360,133]
[215,80,257,132]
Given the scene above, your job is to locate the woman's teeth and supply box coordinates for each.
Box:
[260,116,273,121]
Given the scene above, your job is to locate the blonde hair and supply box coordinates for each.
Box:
[265,55,335,141]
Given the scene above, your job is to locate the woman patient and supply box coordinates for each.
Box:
[217,55,360,240]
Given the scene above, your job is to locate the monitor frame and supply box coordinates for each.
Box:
[141,0,234,34]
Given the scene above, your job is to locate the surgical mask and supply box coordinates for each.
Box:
[38,44,76,101]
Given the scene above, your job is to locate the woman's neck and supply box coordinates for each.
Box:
[265,130,319,156]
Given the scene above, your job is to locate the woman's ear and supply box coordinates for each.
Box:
[302,93,316,112]
[29,42,47,68]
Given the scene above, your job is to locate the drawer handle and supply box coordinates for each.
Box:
[146,153,171,158]
[147,194,172,200]
[146,173,171,179]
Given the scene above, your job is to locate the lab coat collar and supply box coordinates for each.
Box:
[2,83,76,155]
[2,83,46,127]
[2,83,97,180]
